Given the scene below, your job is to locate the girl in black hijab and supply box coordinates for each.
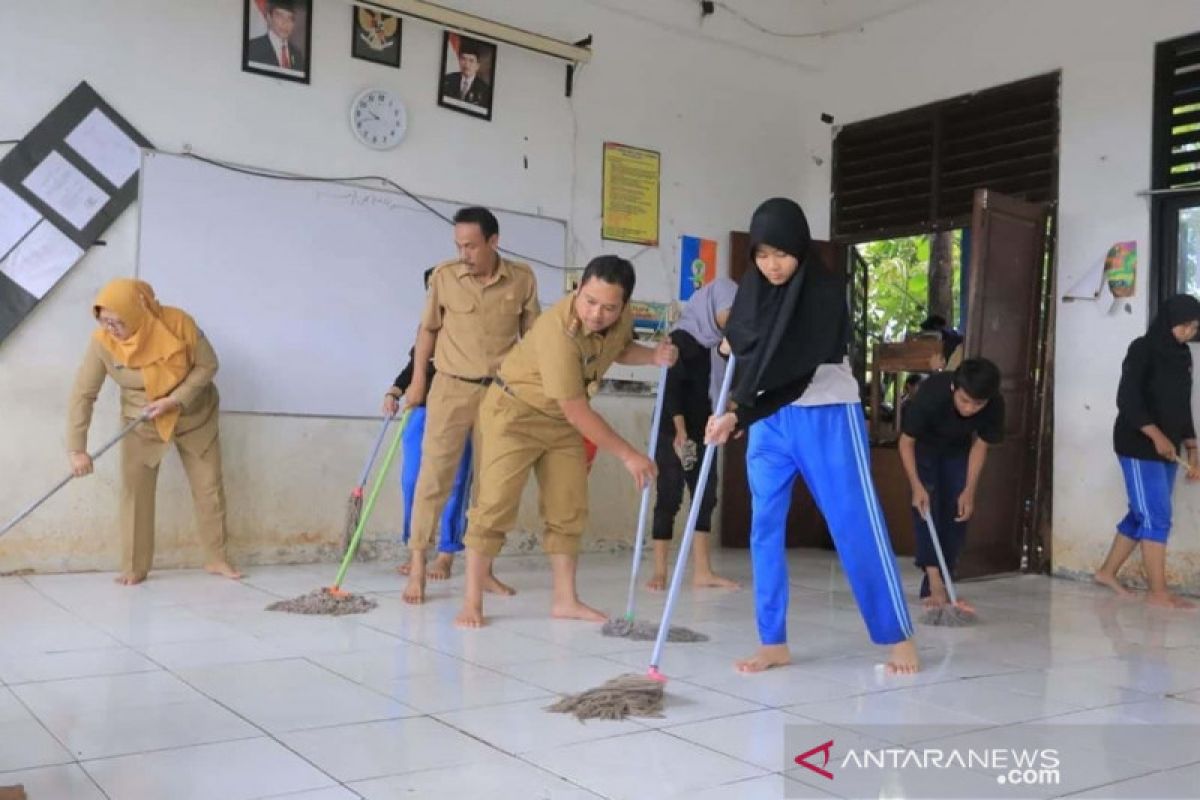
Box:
[1095,294,1200,608]
[706,197,919,675]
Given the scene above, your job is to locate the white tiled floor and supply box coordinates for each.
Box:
[2,550,1199,799]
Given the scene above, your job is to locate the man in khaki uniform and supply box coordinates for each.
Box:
[402,206,539,603]
[455,255,677,628]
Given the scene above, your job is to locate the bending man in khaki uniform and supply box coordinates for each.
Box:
[402,206,539,603]
[67,279,241,585]
[456,256,677,628]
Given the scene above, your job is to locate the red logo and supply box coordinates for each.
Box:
[794,739,835,780]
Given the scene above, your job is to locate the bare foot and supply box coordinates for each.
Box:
[428,553,454,581]
[922,588,949,609]
[693,572,740,590]
[952,597,976,614]
[735,644,792,673]
[205,561,243,580]
[646,573,667,592]
[1146,592,1197,610]
[551,600,608,623]
[114,573,147,586]
[402,575,426,605]
[484,573,517,596]
[455,605,486,628]
[396,552,422,577]
[1094,571,1131,598]
[886,640,921,675]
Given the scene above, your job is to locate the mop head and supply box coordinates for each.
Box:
[266,588,377,616]
[601,616,709,642]
[341,491,364,557]
[919,602,977,627]
[545,673,665,721]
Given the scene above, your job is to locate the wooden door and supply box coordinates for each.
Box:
[959,189,1050,578]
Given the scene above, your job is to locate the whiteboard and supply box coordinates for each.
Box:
[136,151,567,417]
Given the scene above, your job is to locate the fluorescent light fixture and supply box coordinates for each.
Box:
[356,0,592,64]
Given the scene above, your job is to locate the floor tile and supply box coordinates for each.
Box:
[525,730,766,800]
[81,737,336,800]
[437,697,645,754]
[279,717,506,782]
[348,756,602,799]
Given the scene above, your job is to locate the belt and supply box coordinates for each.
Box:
[444,373,494,386]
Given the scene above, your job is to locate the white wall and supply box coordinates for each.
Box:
[800,0,1200,592]
[0,0,808,572]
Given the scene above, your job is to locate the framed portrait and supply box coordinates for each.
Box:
[351,7,402,69]
[437,32,496,121]
[242,0,312,84]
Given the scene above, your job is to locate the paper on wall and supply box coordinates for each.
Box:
[21,150,109,230]
[64,108,141,188]
[0,183,41,258]
[0,220,84,299]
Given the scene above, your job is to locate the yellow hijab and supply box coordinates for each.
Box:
[92,279,200,441]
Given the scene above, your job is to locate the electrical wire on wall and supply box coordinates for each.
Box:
[707,0,926,39]
[171,149,574,272]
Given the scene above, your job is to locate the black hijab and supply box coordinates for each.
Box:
[1149,294,1200,357]
[725,198,849,407]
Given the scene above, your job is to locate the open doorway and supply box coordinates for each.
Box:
[852,230,966,429]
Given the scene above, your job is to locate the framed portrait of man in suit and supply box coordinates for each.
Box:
[243,0,312,84]
[437,33,497,121]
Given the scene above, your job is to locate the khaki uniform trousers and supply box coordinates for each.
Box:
[120,421,230,577]
[464,386,588,557]
[408,376,486,550]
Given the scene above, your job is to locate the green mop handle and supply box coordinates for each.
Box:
[331,407,409,590]
[921,509,959,605]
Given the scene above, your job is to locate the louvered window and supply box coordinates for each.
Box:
[832,73,1059,241]
[1153,32,1200,191]
[1151,32,1200,312]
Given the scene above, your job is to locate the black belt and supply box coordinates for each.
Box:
[444,373,494,386]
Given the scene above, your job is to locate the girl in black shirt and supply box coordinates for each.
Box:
[1095,294,1200,608]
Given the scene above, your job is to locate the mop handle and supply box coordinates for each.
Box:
[921,509,959,605]
[649,354,736,671]
[1,414,147,540]
[623,364,670,621]
[332,407,409,589]
[355,414,394,491]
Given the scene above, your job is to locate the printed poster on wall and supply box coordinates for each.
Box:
[601,142,660,246]
[629,300,671,339]
[679,235,717,301]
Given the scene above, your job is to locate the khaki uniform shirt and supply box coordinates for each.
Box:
[498,294,634,420]
[67,335,221,455]
[421,257,539,379]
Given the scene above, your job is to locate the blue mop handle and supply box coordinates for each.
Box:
[649,354,736,671]
[355,413,394,490]
[921,509,959,605]
[623,364,670,621]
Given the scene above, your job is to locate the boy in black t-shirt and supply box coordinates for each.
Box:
[898,358,1005,609]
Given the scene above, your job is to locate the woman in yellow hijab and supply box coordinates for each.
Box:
[67,278,241,585]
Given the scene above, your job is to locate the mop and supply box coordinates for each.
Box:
[268,408,410,616]
[341,413,395,555]
[1,415,146,541]
[601,364,707,643]
[549,357,736,721]
[918,509,977,626]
